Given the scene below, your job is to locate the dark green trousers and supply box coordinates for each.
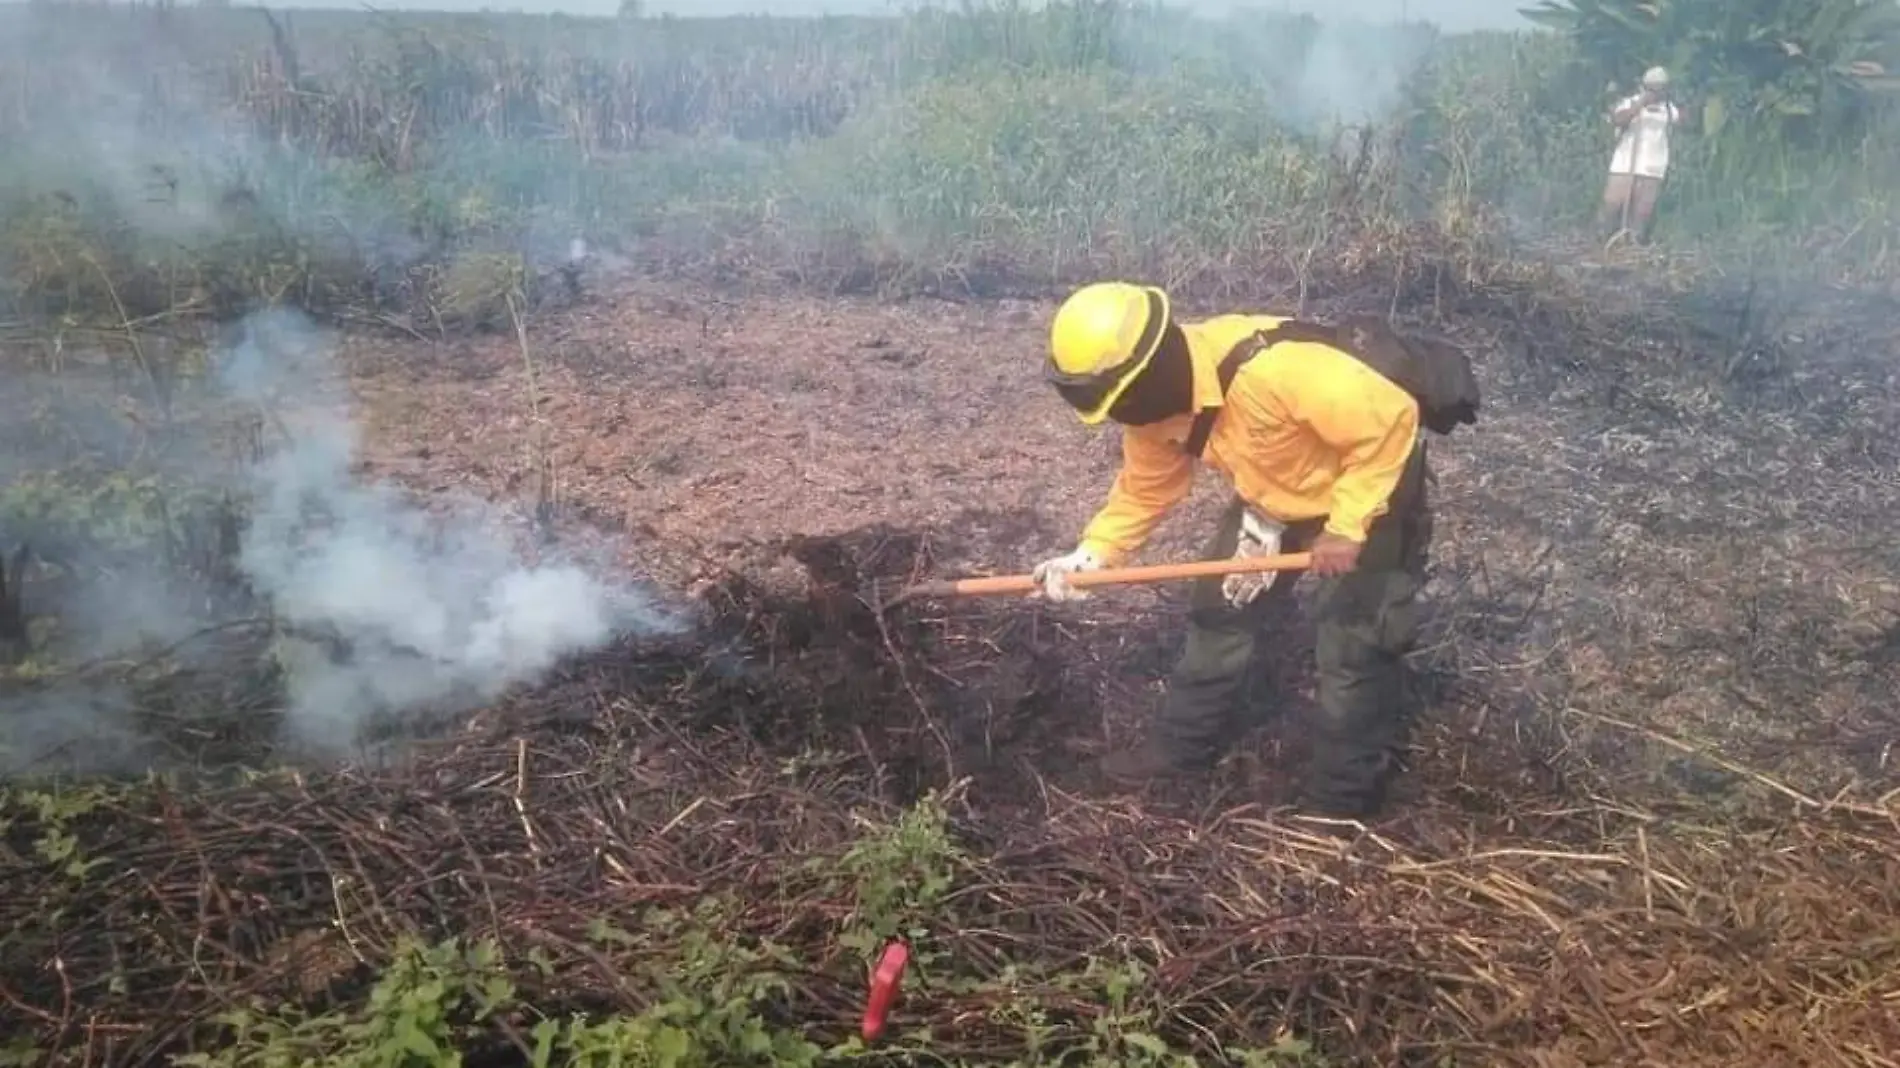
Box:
[1153,445,1432,816]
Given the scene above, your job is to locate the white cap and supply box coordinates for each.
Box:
[1642,66,1669,88]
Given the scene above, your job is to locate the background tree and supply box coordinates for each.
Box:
[1519,0,1900,232]
[1521,0,1900,146]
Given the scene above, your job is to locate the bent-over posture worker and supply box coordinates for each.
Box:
[1031,282,1463,819]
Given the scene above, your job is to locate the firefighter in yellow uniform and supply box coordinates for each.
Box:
[1033,281,1432,819]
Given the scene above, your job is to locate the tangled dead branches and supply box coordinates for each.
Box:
[3,529,1899,1067]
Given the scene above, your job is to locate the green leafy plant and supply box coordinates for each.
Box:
[576,903,821,1068]
[1521,0,1900,142]
[0,782,117,881]
[175,937,515,1068]
[830,790,965,959]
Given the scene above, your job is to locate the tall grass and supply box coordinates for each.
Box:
[1,0,1897,331]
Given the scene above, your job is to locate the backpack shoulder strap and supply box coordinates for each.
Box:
[1182,326,1288,459]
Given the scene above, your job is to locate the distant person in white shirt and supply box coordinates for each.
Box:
[1599,66,1683,243]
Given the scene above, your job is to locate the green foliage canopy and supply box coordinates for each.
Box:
[1520,0,1900,144]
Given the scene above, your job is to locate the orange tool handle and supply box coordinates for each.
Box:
[904,551,1312,599]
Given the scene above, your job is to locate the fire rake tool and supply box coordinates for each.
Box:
[878,551,1313,610]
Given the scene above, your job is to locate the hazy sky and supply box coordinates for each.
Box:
[252,0,1535,33]
[643,0,1532,29]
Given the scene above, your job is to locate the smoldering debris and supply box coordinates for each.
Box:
[0,308,685,773]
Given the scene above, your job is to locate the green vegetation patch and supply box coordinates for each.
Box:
[4,0,1899,327]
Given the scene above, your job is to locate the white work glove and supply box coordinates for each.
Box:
[1221,510,1288,610]
[1030,547,1101,603]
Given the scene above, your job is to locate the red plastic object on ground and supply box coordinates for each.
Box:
[860,939,911,1042]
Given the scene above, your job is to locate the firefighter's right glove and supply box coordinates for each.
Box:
[1221,510,1288,610]
[1031,547,1101,603]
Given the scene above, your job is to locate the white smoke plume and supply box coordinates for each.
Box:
[215,307,685,756]
[1285,17,1433,134]
[0,308,684,772]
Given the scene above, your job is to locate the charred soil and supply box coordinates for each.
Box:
[4,258,1900,1065]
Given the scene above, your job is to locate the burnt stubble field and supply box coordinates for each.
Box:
[3,3,1899,1066]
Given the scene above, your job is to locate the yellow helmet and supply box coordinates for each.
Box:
[1045,281,1171,425]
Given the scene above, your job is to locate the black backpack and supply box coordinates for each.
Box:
[1182,315,1480,458]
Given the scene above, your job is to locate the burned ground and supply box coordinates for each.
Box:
[3,252,1900,1065]
[341,263,1900,804]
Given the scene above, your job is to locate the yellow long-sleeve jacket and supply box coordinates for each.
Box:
[1077,314,1420,566]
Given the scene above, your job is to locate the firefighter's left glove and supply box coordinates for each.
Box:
[1221,510,1288,610]
[1031,547,1101,603]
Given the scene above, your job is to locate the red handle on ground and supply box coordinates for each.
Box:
[861,940,910,1042]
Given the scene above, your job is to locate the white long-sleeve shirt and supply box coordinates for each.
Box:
[1608,93,1682,179]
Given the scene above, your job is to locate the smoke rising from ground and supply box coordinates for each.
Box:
[1281,17,1432,134]
[217,309,685,756]
[0,0,1429,777]
[0,308,684,775]
[0,5,688,777]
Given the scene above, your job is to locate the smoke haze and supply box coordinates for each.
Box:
[224,0,1532,33]
[218,309,685,756]
[0,0,1536,776]
[0,304,685,774]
